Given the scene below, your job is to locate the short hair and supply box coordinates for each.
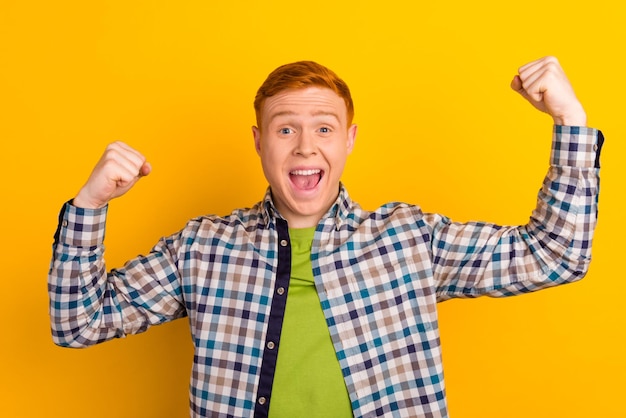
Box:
[254,61,354,127]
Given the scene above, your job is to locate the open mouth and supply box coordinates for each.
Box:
[289,169,324,191]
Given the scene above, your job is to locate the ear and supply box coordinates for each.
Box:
[346,124,357,154]
[252,126,262,156]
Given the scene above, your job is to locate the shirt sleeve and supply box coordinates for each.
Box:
[48,202,186,347]
[429,126,604,301]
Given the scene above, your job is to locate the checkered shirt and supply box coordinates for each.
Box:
[49,126,603,417]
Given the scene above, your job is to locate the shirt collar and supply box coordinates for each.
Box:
[260,183,353,230]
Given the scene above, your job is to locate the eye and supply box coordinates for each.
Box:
[279,127,293,135]
[319,127,331,133]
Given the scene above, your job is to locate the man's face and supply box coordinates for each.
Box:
[252,87,357,228]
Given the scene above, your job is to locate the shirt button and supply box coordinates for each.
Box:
[258,397,267,405]
[593,144,598,151]
[276,287,285,295]
[62,220,68,227]
[267,341,275,350]
[280,239,288,247]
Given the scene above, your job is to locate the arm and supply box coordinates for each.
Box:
[48,142,186,347]
[431,57,603,300]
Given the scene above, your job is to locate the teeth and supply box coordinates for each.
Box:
[291,169,321,176]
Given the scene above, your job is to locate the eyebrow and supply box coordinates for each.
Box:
[268,110,341,124]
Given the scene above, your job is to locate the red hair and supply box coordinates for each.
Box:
[254,61,354,127]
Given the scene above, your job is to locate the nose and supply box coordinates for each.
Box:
[294,131,317,157]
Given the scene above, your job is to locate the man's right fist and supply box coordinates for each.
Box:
[73,141,151,209]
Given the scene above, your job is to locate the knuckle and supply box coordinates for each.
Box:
[544,55,558,63]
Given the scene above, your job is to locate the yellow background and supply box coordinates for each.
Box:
[1,1,623,417]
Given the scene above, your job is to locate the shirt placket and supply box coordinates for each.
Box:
[253,218,291,418]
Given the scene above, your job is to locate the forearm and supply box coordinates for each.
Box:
[48,202,121,347]
[517,125,602,288]
[48,202,185,347]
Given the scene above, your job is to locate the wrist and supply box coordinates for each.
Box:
[552,106,587,126]
[73,189,106,209]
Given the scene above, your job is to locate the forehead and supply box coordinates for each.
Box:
[261,87,347,123]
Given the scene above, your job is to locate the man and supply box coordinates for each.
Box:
[49,56,603,417]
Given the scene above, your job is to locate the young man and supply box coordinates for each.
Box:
[49,57,603,418]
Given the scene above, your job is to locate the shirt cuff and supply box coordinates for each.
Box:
[551,125,604,169]
[53,200,108,248]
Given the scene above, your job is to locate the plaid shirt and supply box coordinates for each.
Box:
[49,126,603,418]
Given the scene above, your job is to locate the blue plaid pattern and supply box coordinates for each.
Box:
[49,126,602,417]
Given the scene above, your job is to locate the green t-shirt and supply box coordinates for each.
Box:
[268,227,353,417]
